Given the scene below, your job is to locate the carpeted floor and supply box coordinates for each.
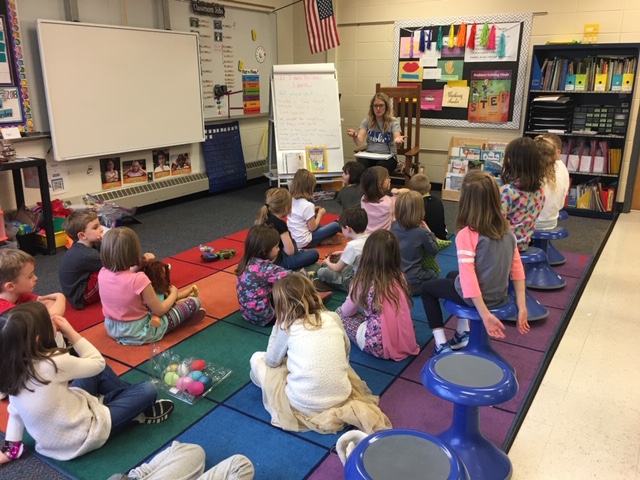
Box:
[0,179,607,479]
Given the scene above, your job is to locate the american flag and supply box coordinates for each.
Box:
[303,0,340,54]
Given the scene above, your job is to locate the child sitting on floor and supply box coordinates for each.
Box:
[288,169,341,249]
[235,225,290,326]
[0,303,174,463]
[408,173,448,240]
[336,161,365,211]
[59,210,104,310]
[390,191,439,296]
[249,273,391,434]
[98,227,205,345]
[314,207,369,293]
[337,230,419,361]
[254,188,319,270]
[360,166,408,233]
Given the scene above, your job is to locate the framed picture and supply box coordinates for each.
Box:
[305,146,328,173]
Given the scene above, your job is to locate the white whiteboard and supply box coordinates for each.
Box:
[37,20,205,161]
[271,64,344,174]
[167,0,277,120]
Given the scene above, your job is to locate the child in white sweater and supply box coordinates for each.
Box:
[250,274,390,434]
[0,302,174,463]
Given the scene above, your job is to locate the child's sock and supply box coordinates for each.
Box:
[433,329,447,346]
[457,319,469,334]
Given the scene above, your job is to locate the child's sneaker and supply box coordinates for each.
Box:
[313,279,333,292]
[431,342,452,357]
[448,330,470,350]
[143,399,175,424]
[318,291,333,304]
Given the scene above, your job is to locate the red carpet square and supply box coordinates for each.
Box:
[65,299,104,332]
[169,238,244,271]
[225,228,249,243]
[164,258,217,289]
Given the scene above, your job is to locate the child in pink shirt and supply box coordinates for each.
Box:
[360,166,407,233]
[420,171,530,356]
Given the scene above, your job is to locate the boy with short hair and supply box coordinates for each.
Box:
[336,161,365,211]
[313,207,369,292]
[408,173,448,240]
[0,249,66,317]
[59,210,104,310]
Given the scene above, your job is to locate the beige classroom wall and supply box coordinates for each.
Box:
[329,0,640,200]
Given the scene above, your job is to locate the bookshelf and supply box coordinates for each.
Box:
[524,43,640,219]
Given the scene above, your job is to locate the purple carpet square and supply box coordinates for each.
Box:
[378,378,516,448]
[553,252,592,279]
[530,275,581,310]
[498,306,565,352]
[308,453,344,480]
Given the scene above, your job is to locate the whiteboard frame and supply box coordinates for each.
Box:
[37,20,205,161]
[269,63,344,185]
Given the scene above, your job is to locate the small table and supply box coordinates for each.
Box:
[0,157,56,255]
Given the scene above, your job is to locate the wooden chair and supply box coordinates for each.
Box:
[376,83,422,185]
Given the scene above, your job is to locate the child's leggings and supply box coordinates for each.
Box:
[420,271,464,330]
[166,297,202,331]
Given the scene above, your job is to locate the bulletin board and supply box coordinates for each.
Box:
[0,0,33,131]
[393,13,532,130]
[167,0,277,121]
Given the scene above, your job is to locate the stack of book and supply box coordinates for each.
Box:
[567,179,615,212]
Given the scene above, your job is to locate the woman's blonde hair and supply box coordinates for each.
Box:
[534,135,557,191]
[394,191,425,229]
[360,166,389,203]
[289,169,316,200]
[457,170,510,239]
[100,227,142,272]
[272,274,325,332]
[349,230,411,313]
[255,188,292,225]
[367,92,394,132]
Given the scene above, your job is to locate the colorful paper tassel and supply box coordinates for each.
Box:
[467,23,477,50]
[487,25,496,50]
[419,29,426,52]
[426,29,433,50]
[480,22,490,47]
[436,26,443,51]
[497,32,506,58]
[447,24,455,49]
[455,23,467,48]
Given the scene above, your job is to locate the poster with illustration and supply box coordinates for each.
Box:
[153,149,171,179]
[171,153,192,175]
[467,70,511,123]
[122,159,148,184]
[100,157,122,190]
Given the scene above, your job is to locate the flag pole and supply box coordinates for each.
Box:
[270,0,302,14]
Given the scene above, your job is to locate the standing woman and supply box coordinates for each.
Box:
[347,92,405,175]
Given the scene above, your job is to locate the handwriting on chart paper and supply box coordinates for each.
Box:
[273,74,341,150]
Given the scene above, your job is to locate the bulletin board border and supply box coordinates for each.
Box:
[393,12,532,130]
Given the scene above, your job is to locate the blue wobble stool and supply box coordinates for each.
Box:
[422,351,518,480]
[558,209,569,221]
[532,226,569,266]
[520,246,566,290]
[443,299,516,373]
[344,429,469,480]
[506,280,549,322]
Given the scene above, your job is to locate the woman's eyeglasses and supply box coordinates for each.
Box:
[373,104,386,109]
